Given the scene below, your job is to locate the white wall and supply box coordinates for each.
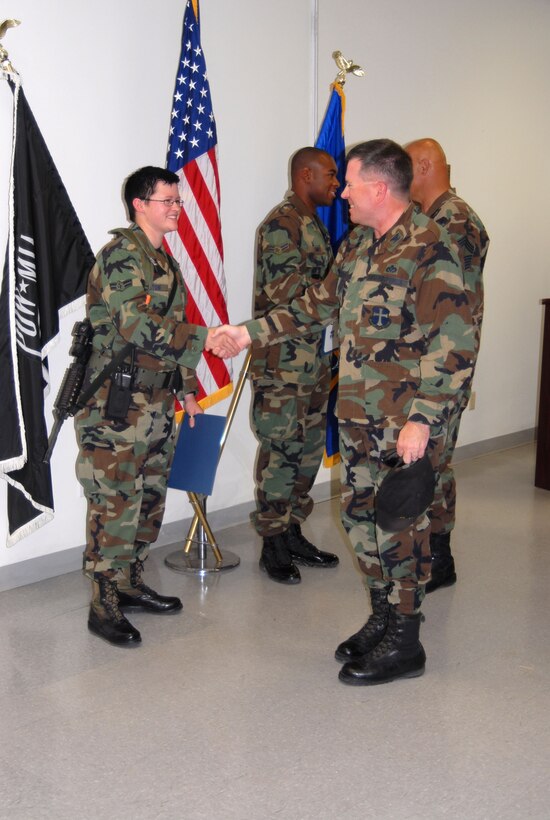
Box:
[0,0,548,570]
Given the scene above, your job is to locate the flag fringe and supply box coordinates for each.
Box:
[0,453,26,474]
[3,471,54,547]
[41,295,86,362]
[174,381,234,424]
[323,451,341,468]
[6,510,54,547]
[0,72,27,473]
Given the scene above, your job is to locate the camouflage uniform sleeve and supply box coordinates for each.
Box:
[407,244,475,427]
[256,219,306,309]
[96,242,206,369]
[180,367,199,397]
[432,195,489,335]
[256,212,329,310]
[246,264,339,345]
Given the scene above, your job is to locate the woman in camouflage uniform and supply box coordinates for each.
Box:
[75,166,228,646]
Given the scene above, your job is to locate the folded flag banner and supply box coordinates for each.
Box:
[315,83,348,255]
[164,0,232,411]
[315,82,348,467]
[0,74,95,545]
[168,413,226,496]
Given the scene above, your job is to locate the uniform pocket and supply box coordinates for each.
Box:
[305,251,330,283]
[252,383,299,441]
[358,280,408,340]
[148,281,172,312]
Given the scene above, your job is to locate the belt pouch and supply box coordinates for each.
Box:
[105,367,133,421]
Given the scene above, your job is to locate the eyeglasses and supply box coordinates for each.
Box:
[142,198,183,208]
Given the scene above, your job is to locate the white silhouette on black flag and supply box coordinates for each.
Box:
[0,76,95,545]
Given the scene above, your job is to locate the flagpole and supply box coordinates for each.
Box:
[311,0,319,140]
[164,351,251,575]
[315,51,365,470]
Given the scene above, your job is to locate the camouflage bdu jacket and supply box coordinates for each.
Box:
[246,203,475,431]
[86,225,206,394]
[429,189,490,354]
[249,194,333,386]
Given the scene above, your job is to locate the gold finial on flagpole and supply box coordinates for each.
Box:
[0,19,21,75]
[332,50,364,86]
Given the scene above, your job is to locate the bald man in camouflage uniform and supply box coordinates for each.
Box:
[223,140,475,683]
[405,138,489,593]
[250,147,340,584]
[75,166,234,646]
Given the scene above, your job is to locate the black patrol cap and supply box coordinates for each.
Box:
[376,453,436,533]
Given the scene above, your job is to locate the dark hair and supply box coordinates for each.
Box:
[290,146,332,181]
[346,139,412,198]
[124,166,180,220]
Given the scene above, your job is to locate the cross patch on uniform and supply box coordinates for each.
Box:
[369,306,391,329]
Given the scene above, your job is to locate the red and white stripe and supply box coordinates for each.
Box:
[164,147,232,406]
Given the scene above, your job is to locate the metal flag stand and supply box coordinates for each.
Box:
[164,350,251,575]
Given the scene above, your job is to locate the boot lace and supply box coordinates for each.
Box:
[101,582,125,623]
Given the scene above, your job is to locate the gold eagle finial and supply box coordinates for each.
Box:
[332,50,365,86]
[0,19,21,74]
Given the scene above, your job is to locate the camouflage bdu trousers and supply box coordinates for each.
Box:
[339,423,445,615]
[251,362,331,537]
[75,379,176,581]
[428,388,470,537]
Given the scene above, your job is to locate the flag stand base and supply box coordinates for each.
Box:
[164,542,240,575]
[164,494,240,575]
[165,354,251,576]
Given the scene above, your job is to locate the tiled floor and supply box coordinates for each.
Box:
[0,443,548,819]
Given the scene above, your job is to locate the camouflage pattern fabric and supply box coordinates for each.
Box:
[246,203,475,608]
[86,226,206,388]
[339,423,446,614]
[429,190,489,358]
[75,381,175,579]
[251,363,331,535]
[250,194,333,535]
[247,203,475,429]
[75,225,206,580]
[250,194,333,385]
[427,191,489,536]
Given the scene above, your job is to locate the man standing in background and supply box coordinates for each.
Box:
[404,138,490,593]
[250,147,340,584]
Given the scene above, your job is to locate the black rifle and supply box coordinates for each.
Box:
[43,319,94,463]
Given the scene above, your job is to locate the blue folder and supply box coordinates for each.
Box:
[168,413,226,496]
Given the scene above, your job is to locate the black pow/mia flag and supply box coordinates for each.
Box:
[0,77,95,545]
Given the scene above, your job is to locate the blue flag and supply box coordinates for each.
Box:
[315,83,348,253]
[315,83,348,466]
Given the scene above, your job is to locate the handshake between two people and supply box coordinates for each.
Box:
[205,325,251,359]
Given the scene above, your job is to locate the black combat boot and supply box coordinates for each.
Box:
[286,523,339,568]
[338,605,425,685]
[259,534,301,584]
[426,531,457,593]
[117,558,183,613]
[334,587,390,663]
[88,579,142,646]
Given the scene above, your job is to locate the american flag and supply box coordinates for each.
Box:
[164,0,232,407]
